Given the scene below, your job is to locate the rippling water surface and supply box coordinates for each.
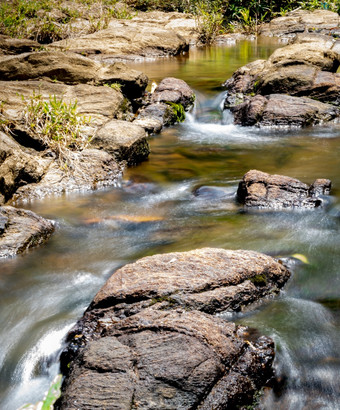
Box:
[1,39,340,409]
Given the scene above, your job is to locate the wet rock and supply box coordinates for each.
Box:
[193,185,234,200]
[151,77,196,109]
[58,248,290,409]
[49,13,190,61]
[255,65,340,106]
[0,205,54,258]
[237,169,332,209]
[135,77,195,132]
[0,35,40,55]
[0,52,148,98]
[223,59,267,97]
[259,9,340,38]
[90,120,149,165]
[231,94,340,127]
[135,102,179,129]
[223,33,340,121]
[59,310,275,410]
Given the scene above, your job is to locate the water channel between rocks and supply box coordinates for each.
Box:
[1,38,340,410]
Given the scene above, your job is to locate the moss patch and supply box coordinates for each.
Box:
[166,102,186,123]
[250,274,267,287]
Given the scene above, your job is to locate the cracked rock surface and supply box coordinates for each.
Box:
[57,248,290,409]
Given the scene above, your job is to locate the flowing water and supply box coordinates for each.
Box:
[1,39,340,409]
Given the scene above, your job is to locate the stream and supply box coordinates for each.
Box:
[1,38,340,409]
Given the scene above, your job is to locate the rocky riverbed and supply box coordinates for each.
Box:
[0,7,339,409]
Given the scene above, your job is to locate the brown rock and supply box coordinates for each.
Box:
[58,309,274,410]
[0,52,148,98]
[266,42,340,72]
[58,248,290,409]
[237,169,332,209]
[91,248,290,313]
[49,14,189,61]
[259,9,340,38]
[0,205,54,258]
[0,80,125,126]
[90,120,149,165]
[231,94,339,127]
[0,131,50,204]
[0,35,40,55]
[13,149,121,202]
[151,77,195,109]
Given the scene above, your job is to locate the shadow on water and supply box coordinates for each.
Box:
[1,38,340,409]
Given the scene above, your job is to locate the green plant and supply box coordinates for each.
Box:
[18,374,62,410]
[195,1,225,44]
[22,93,91,169]
[104,82,122,91]
[166,102,186,122]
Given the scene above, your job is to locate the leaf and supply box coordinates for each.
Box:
[291,254,309,264]
[41,374,62,410]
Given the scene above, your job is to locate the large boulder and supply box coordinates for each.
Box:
[231,94,339,127]
[223,33,340,126]
[237,169,331,209]
[0,52,148,98]
[0,80,125,126]
[259,9,340,38]
[266,42,340,72]
[58,309,275,410]
[0,205,54,258]
[58,248,290,409]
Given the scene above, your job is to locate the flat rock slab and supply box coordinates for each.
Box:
[58,248,290,409]
[0,35,40,55]
[0,51,148,98]
[237,169,331,209]
[231,94,340,127]
[0,205,54,258]
[260,9,340,37]
[0,79,125,126]
[49,12,191,61]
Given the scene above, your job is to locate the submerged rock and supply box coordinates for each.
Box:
[237,170,331,209]
[58,248,290,409]
[0,205,54,258]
